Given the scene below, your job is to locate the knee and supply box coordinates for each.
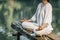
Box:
[22,22,27,26]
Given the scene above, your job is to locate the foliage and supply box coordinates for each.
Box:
[0,0,60,40]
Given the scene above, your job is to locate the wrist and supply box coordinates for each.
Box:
[28,19,32,22]
[37,26,42,30]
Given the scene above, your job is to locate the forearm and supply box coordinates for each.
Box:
[36,23,48,31]
[28,19,33,22]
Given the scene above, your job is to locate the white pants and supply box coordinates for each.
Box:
[22,22,52,36]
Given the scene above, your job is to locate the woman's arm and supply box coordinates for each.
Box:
[20,18,33,23]
[36,23,48,31]
[36,4,52,31]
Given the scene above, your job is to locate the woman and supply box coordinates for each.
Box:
[21,0,53,36]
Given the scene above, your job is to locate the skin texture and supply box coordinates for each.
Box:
[42,0,48,5]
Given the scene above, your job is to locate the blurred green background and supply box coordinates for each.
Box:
[0,0,60,40]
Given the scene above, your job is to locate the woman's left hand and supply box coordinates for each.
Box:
[36,26,43,31]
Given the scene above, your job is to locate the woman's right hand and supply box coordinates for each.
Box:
[20,18,28,22]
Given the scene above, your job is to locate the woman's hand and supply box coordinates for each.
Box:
[36,23,48,31]
[20,18,28,22]
[36,26,43,31]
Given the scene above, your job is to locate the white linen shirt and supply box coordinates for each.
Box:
[31,3,53,30]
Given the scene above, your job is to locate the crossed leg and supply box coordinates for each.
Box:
[22,22,52,36]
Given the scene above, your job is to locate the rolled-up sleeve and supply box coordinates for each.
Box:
[43,5,52,24]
